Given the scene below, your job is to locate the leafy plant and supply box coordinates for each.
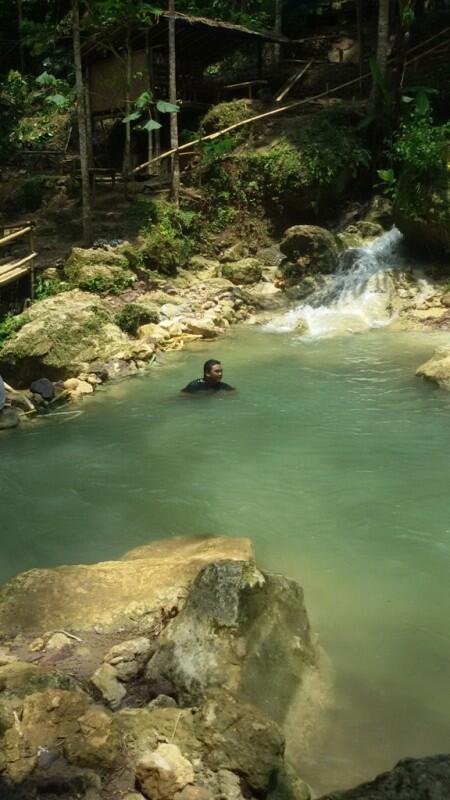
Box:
[0,312,30,348]
[115,303,159,336]
[79,272,136,295]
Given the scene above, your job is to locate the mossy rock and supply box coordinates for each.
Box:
[222,258,263,285]
[0,290,134,386]
[280,225,338,281]
[200,99,262,137]
[64,247,135,292]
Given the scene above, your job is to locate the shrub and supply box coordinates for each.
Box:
[137,200,200,275]
[115,303,159,336]
[0,312,30,348]
[80,272,136,295]
[9,175,48,213]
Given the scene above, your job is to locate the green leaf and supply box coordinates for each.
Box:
[122,111,141,124]
[401,95,414,103]
[416,90,430,115]
[156,100,179,114]
[36,71,57,87]
[136,90,153,109]
[141,119,162,132]
[377,169,395,184]
[46,93,68,108]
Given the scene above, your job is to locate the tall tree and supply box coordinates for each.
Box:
[168,0,180,206]
[369,0,391,113]
[72,0,92,245]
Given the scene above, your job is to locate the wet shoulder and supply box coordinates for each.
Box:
[181,379,207,394]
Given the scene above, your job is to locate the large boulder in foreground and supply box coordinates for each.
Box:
[416,347,450,390]
[147,559,318,726]
[319,754,450,799]
[0,537,254,636]
[280,226,339,282]
[0,290,154,386]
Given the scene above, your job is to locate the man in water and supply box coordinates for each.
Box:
[181,359,235,394]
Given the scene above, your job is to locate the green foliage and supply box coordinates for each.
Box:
[392,112,450,176]
[115,303,159,336]
[207,109,371,211]
[136,200,200,275]
[34,277,70,301]
[0,312,30,348]
[200,99,257,138]
[9,175,48,213]
[79,272,136,295]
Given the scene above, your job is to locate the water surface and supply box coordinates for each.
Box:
[1,327,450,794]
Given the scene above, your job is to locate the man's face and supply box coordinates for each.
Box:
[206,363,223,383]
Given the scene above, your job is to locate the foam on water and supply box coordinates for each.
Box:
[265,228,432,338]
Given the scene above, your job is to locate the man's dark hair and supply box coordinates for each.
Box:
[203,359,221,376]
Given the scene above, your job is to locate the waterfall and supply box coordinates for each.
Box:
[265,227,420,338]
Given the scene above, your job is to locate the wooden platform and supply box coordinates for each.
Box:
[0,226,37,294]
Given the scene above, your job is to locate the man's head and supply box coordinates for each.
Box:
[203,359,223,384]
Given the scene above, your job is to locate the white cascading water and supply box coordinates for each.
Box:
[266,227,430,338]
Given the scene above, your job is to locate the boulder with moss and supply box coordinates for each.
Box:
[64,247,135,293]
[280,225,339,282]
[0,290,153,386]
[222,258,263,285]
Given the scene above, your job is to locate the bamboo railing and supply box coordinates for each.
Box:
[0,224,37,297]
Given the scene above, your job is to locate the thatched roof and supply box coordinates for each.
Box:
[83,10,288,61]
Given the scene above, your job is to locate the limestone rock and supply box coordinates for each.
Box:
[364,195,393,229]
[440,291,450,307]
[146,559,318,724]
[136,743,194,800]
[104,637,153,681]
[64,705,121,770]
[64,246,133,289]
[318,754,450,799]
[0,290,138,387]
[416,347,450,390]
[188,256,220,276]
[256,244,284,267]
[0,408,19,430]
[64,377,94,395]
[46,632,74,652]
[194,690,284,793]
[138,323,170,342]
[280,226,339,280]
[222,258,263,285]
[182,318,219,339]
[220,242,250,263]
[91,663,126,706]
[148,694,177,710]
[0,536,254,635]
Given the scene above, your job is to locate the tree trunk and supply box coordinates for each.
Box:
[356,0,363,95]
[17,0,24,72]
[123,25,132,180]
[273,0,282,66]
[168,0,180,206]
[369,0,390,112]
[72,0,92,246]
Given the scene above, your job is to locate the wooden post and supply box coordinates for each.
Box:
[123,25,133,190]
[85,66,94,169]
[168,0,180,206]
[273,0,282,67]
[72,0,92,246]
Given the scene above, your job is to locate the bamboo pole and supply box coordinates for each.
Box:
[275,61,312,103]
[0,226,32,247]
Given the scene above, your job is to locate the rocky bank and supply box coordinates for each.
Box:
[0,536,320,800]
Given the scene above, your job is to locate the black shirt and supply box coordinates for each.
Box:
[181,378,235,394]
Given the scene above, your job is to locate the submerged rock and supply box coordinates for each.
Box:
[416,347,450,390]
[0,409,19,430]
[319,754,450,799]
